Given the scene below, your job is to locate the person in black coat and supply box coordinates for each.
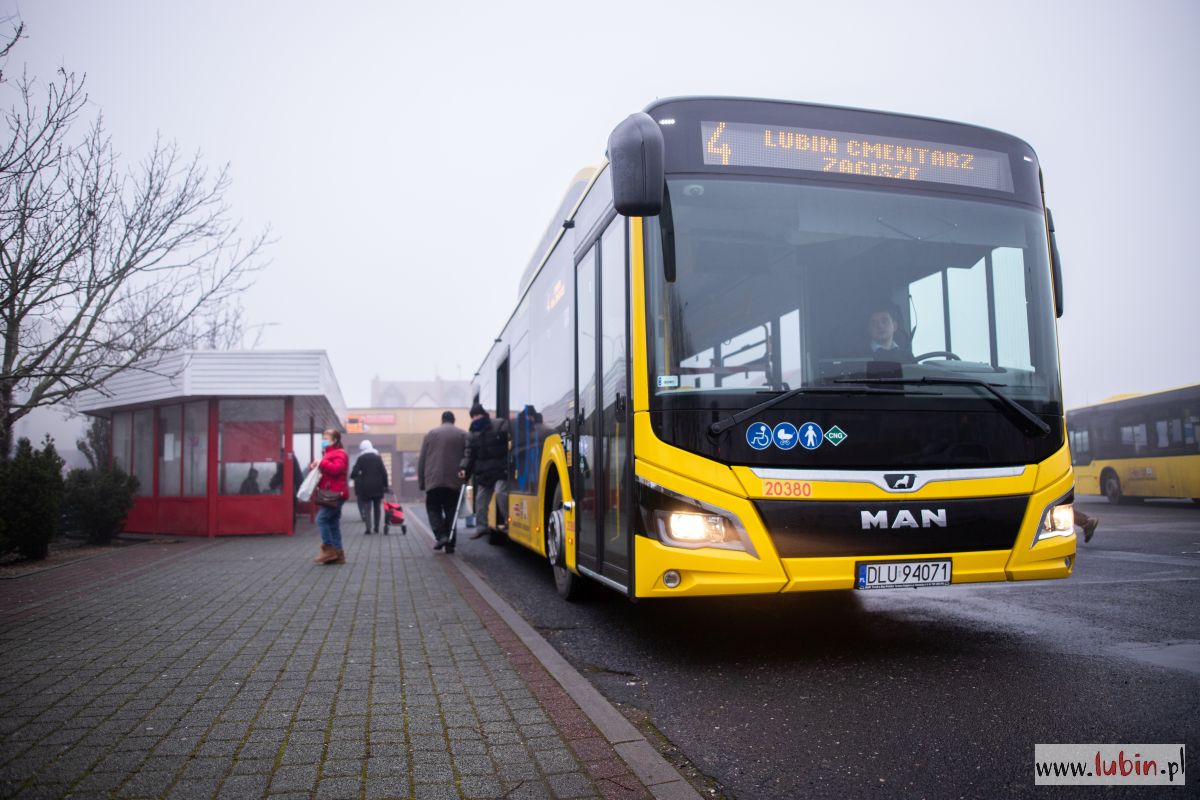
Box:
[351,440,390,534]
[458,403,509,540]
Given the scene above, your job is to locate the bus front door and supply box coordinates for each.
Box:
[575,244,601,576]
[573,222,631,593]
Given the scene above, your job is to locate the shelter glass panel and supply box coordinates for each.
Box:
[219,399,284,496]
[132,409,154,497]
[158,405,183,497]
[184,401,209,497]
[112,412,132,473]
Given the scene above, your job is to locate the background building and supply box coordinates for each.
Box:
[370,377,472,410]
[348,378,472,499]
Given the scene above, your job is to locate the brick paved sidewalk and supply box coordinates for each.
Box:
[0,511,652,800]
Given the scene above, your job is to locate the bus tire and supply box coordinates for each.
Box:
[1102,471,1122,504]
[1102,471,1142,504]
[547,483,585,602]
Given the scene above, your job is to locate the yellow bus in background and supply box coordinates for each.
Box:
[472,96,1076,600]
[1067,384,1200,503]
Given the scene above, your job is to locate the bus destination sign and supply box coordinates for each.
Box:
[700,120,1014,192]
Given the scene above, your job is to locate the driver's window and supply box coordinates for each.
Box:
[947,257,991,363]
[910,248,1035,369]
[909,272,945,356]
[992,247,1033,370]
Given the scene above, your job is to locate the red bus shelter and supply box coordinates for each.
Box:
[78,351,346,536]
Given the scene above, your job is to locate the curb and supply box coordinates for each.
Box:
[407,511,703,800]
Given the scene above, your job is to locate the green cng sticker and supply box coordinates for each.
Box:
[824,425,848,446]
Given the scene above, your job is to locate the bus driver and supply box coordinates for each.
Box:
[866,307,913,361]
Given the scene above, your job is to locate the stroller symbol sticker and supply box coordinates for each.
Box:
[772,422,799,450]
[798,421,824,450]
[746,422,772,451]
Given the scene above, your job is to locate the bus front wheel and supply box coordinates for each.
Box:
[547,484,585,602]
[1102,471,1122,504]
[1102,471,1142,504]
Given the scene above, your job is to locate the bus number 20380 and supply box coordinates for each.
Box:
[762,480,814,498]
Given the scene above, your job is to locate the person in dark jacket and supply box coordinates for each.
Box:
[458,403,509,541]
[350,440,389,534]
[419,411,467,553]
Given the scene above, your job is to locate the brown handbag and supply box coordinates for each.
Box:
[314,487,342,508]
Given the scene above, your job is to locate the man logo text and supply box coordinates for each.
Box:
[860,509,947,529]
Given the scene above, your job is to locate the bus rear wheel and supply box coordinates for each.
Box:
[547,484,585,602]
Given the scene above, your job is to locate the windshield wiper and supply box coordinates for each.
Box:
[834,376,1052,437]
[707,385,912,437]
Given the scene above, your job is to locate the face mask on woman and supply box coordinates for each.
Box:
[321,439,331,452]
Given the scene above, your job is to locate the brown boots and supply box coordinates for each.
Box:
[313,544,344,565]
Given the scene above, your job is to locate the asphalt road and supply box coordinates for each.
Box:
[408,497,1200,799]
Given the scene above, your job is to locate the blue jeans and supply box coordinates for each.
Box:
[316,503,343,549]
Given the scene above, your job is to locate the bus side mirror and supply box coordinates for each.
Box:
[608,113,664,217]
[1047,207,1064,318]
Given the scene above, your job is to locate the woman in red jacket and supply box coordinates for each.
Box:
[311,428,349,564]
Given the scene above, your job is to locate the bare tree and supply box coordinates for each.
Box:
[0,20,23,84]
[0,34,269,459]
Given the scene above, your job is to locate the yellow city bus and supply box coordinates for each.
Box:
[471,97,1076,600]
[1067,384,1200,503]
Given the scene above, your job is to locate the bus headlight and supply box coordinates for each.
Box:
[1035,492,1074,544]
[666,512,730,544]
[637,477,757,556]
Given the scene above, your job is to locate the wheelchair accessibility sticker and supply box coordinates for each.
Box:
[746,422,772,450]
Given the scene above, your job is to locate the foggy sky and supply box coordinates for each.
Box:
[6,0,1198,410]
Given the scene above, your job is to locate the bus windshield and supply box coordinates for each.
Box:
[644,177,1062,412]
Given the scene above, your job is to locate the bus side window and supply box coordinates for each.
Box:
[779,308,802,389]
[947,257,991,364]
[1169,418,1183,446]
[992,247,1033,370]
[1069,427,1091,465]
[1119,421,1148,456]
[1155,419,1170,449]
[1185,410,1199,448]
[909,271,946,356]
[496,356,510,425]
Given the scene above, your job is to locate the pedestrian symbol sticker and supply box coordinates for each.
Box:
[746,422,772,451]
[772,422,799,450]
[824,425,848,447]
[798,422,823,450]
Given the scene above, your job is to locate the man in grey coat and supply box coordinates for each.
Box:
[419,411,467,553]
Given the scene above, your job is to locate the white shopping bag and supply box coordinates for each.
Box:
[296,467,320,502]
